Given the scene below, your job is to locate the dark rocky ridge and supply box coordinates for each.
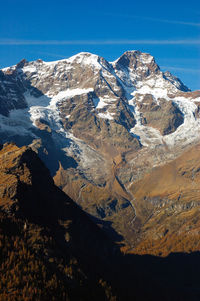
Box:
[0,70,27,116]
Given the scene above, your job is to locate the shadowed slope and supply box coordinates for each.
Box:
[1,143,200,300]
[0,143,118,300]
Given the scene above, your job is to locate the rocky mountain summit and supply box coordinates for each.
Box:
[0,50,200,253]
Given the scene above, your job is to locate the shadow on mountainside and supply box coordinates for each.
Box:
[89,215,124,243]
[5,149,200,301]
[114,251,200,301]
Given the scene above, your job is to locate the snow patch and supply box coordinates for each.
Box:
[129,95,200,148]
[24,88,93,131]
[93,97,116,109]
[193,97,200,103]
[22,65,37,73]
[66,52,101,69]
[130,125,163,147]
[163,97,199,147]
[138,53,154,64]
[98,112,115,120]
[47,88,93,99]
[132,85,169,102]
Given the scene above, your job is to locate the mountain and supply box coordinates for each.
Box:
[1,143,200,301]
[0,50,200,253]
[0,142,118,300]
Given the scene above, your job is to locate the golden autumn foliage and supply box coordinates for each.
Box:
[0,212,69,301]
[0,211,116,301]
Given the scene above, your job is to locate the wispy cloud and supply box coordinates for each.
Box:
[159,58,199,64]
[103,13,200,27]
[0,39,199,45]
[161,66,200,73]
[29,51,68,59]
[142,17,200,27]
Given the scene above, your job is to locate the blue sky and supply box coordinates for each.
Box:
[0,0,199,90]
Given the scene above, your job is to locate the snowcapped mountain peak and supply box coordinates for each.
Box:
[65,52,100,67]
[113,50,158,71]
[0,50,198,157]
[112,50,165,92]
[41,51,108,70]
[111,50,190,97]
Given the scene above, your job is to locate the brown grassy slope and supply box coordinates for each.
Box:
[129,143,200,256]
[54,149,137,245]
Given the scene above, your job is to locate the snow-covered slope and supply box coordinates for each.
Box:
[0,50,199,153]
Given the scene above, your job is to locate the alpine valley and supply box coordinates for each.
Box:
[0,50,200,300]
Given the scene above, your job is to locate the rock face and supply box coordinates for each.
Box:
[134,95,184,135]
[0,70,27,116]
[0,50,200,253]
